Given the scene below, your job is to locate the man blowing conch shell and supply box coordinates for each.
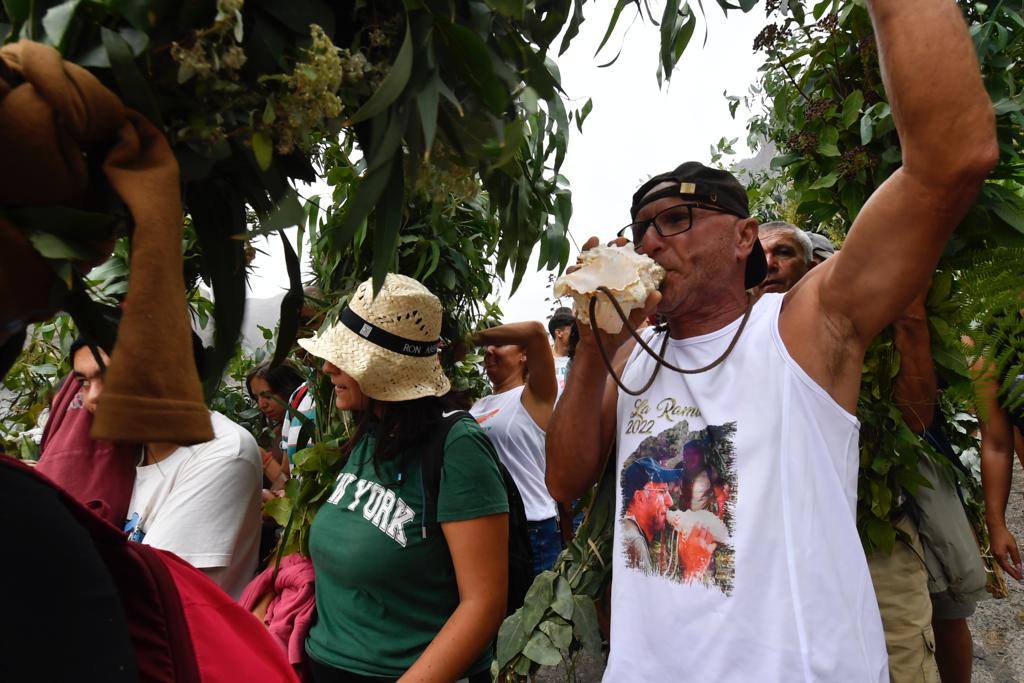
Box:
[544,1,997,680]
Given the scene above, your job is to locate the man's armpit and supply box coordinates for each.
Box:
[819,305,859,381]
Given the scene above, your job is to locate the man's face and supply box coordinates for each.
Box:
[72,346,111,414]
[633,189,751,316]
[758,230,810,294]
[631,481,673,537]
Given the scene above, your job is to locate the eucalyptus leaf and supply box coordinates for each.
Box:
[513,655,533,676]
[77,27,149,66]
[2,205,121,244]
[522,631,561,667]
[258,189,305,233]
[101,27,162,127]
[485,0,525,20]
[539,619,573,650]
[571,596,602,652]
[576,97,593,133]
[520,571,555,633]
[372,154,405,294]
[271,230,302,370]
[188,182,247,394]
[348,19,414,125]
[596,0,637,57]
[496,610,528,667]
[252,132,273,172]
[551,576,574,620]
[41,0,80,49]
[25,231,93,260]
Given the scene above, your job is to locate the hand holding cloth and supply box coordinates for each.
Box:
[0,40,212,445]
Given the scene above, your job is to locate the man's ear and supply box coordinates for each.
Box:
[737,218,759,257]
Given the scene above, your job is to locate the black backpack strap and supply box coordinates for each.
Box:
[420,410,474,540]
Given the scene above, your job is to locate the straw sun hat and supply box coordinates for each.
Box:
[298,274,451,402]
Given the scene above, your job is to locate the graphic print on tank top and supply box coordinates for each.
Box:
[619,417,738,595]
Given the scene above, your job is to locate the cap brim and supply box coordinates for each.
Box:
[745,238,768,290]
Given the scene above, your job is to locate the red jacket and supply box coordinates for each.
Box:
[38,375,137,526]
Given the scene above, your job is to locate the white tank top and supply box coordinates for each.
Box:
[470,386,557,521]
[605,293,887,682]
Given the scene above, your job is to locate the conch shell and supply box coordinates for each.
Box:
[665,509,731,544]
[553,245,665,334]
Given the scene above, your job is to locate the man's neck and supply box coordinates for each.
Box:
[666,288,751,340]
[144,442,178,465]
[553,340,569,357]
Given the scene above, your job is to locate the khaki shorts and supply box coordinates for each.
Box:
[867,514,939,683]
[913,456,987,620]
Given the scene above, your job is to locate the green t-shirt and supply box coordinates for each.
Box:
[305,417,509,678]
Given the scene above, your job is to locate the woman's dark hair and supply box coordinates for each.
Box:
[245,361,304,406]
[340,394,456,484]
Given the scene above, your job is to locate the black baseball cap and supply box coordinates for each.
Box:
[630,162,767,290]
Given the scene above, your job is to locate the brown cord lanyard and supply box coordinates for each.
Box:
[589,287,754,397]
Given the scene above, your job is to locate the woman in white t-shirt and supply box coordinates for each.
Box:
[470,322,559,575]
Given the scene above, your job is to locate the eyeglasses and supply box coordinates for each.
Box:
[617,202,741,246]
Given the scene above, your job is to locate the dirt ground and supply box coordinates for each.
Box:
[537,458,1024,683]
[970,457,1024,683]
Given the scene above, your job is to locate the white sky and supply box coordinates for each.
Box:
[247,2,769,326]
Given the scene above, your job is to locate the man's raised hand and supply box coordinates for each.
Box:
[571,236,662,358]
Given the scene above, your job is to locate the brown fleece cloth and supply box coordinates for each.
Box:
[0,41,212,445]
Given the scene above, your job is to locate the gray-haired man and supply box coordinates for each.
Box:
[756,221,813,294]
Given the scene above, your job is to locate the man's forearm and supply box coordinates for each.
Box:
[892,310,937,432]
[981,442,1013,529]
[868,0,996,184]
[546,347,610,502]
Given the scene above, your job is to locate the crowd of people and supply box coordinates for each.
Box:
[2,0,1023,681]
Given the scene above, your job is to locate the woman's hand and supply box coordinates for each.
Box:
[252,590,275,624]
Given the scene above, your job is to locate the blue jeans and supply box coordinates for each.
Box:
[528,517,561,576]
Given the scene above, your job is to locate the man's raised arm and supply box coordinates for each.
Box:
[546,237,659,502]
[816,0,997,344]
[545,336,622,503]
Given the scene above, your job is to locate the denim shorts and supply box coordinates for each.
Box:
[528,517,562,576]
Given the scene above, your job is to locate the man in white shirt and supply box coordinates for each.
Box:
[547,307,575,396]
[547,1,997,679]
[74,343,262,600]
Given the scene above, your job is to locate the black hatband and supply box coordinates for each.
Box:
[340,307,439,357]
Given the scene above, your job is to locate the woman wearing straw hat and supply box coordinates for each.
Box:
[470,321,559,575]
[298,274,509,683]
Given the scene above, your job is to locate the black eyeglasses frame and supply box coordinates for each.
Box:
[617,202,744,245]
